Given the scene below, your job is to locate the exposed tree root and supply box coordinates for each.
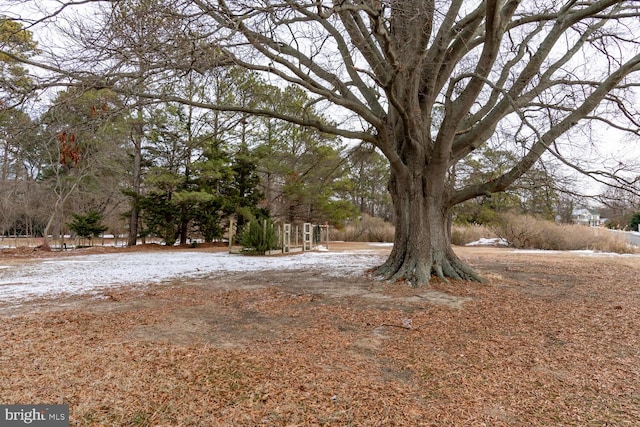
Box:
[374,250,484,287]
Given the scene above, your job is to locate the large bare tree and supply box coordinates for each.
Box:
[4,1,640,285]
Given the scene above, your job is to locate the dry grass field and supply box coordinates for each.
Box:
[1,242,639,426]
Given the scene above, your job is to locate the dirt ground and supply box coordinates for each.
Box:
[1,242,639,426]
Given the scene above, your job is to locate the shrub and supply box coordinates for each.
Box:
[450,224,496,246]
[238,219,279,254]
[492,213,637,253]
[332,214,394,242]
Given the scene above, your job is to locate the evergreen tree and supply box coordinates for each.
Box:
[137,192,181,245]
[255,86,357,225]
[340,143,392,221]
[630,212,640,232]
[0,18,37,105]
[225,142,266,228]
[67,210,108,245]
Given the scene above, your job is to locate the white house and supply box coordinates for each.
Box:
[572,208,601,226]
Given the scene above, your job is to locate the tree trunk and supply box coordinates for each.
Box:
[127,108,143,247]
[374,166,483,287]
[127,203,139,246]
[179,205,188,245]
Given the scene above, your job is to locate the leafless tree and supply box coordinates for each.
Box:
[4,0,640,285]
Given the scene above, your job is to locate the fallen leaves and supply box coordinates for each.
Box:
[0,246,639,426]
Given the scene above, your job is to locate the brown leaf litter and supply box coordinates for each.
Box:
[0,244,639,426]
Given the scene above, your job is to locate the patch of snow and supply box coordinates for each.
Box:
[571,250,639,257]
[513,249,639,257]
[465,238,509,247]
[0,250,385,304]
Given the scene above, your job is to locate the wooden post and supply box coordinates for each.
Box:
[324,222,329,249]
[303,223,312,251]
[283,224,291,253]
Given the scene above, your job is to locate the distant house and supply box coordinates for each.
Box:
[572,208,601,226]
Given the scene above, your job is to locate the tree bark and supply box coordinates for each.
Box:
[127,107,143,247]
[374,162,482,287]
[179,205,189,245]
